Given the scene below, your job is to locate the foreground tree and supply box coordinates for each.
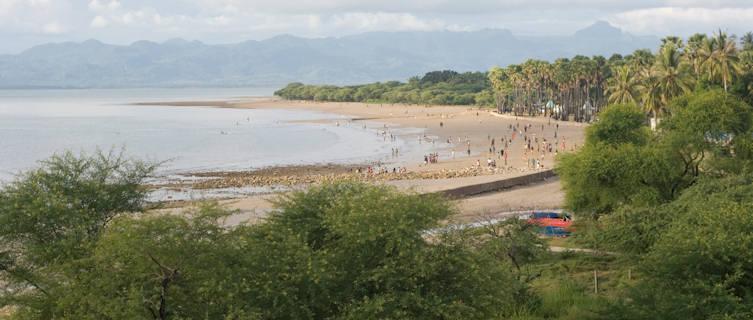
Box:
[611,174,753,320]
[2,154,535,318]
[0,150,156,318]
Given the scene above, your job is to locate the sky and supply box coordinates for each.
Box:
[1,0,752,54]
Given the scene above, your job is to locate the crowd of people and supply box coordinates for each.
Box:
[350,110,576,173]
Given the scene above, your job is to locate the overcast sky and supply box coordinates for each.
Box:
[1,0,752,54]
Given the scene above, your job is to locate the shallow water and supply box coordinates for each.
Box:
[0,88,434,183]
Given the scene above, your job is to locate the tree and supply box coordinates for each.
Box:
[258,181,527,319]
[0,150,156,318]
[702,30,742,93]
[651,44,693,113]
[616,174,753,320]
[556,103,659,216]
[740,31,753,51]
[607,65,641,104]
[53,203,259,319]
[685,33,708,80]
[661,89,753,174]
[2,159,537,318]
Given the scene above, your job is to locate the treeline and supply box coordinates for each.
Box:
[491,30,753,122]
[274,70,495,106]
[276,30,753,123]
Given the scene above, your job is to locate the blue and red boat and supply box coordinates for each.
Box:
[526,211,572,236]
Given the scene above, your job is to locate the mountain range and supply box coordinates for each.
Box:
[0,21,658,88]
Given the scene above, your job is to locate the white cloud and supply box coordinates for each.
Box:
[42,21,64,34]
[121,10,145,25]
[205,15,229,26]
[610,7,753,36]
[0,0,19,20]
[330,12,444,31]
[88,0,103,11]
[90,15,108,27]
[89,0,119,11]
[3,0,753,54]
[107,0,120,10]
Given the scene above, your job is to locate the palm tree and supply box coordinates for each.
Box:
[661,36,684,50]
[653,45,694,106]
[629,49,654,78]
[702,30,742,93]
[741,50,753,71]
[741,31,753,51]
[641,78,662,122]
[685,33,708,79]
[698,36,715,82]
[607,65,641,104]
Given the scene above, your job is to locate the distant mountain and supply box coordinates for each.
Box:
[0,21,658,88]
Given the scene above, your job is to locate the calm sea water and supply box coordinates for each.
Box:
[0,88,432,182]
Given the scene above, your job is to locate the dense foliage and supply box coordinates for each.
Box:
[1,154,548,319]
[556,86,753,319]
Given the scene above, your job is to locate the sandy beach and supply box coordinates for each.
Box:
[153,97,586,223]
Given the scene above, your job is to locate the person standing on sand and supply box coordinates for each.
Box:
[452,150,455,159]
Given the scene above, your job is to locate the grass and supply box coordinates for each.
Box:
[510,247,637,319]
[544,236,581,249]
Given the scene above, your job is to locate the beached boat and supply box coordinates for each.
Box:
[526,212,572,236]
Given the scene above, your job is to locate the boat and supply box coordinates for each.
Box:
[526,211,572,236]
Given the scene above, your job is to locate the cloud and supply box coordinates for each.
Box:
[610,6,753,36]
[330,12,445,31]
[205,15,229,26]
[42,21,64,34]
[90,15,108,28]
[88,0,119,12]
[2,0,753,54]
[191,0,737,15]
[107,0,120,10]
[88,0,103,11]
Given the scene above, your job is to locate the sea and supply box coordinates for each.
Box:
[0,88,435,194]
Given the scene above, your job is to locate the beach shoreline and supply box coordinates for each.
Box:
[140,97,586,222]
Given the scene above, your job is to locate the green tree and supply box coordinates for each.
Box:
[616,174,753,320]
[661,89,753,174]
[685,33,708,80]
[607,65,641,104]
[556,104,659,216]
[53,203,259,319]
[651,44,693,116]
[741,31,753,51]
[702,30,743,93]
[0,150,156,318]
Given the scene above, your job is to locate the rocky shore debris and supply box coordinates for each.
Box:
[165,164,538,190]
